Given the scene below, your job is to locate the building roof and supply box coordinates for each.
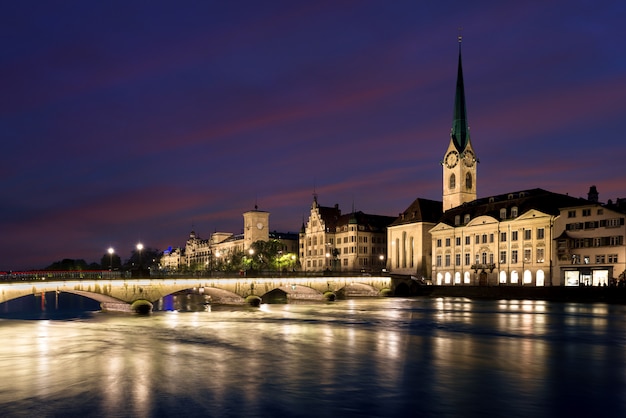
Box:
[334,211,396,232]
[439,188,590,225]
[390,198,443,226]
[451,38,470,153]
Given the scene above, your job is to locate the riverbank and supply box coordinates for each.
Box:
[412,285,626,304]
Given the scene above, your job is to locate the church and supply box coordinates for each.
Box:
[387,38,626,287]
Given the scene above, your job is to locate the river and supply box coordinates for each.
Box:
[1,297,625,417]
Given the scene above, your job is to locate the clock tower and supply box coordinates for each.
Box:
[443,37,478,212]
[243,206,270,249]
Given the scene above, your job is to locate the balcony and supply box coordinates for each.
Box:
[471,263,496,273]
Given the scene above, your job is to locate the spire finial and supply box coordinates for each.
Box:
[458,26,463,43]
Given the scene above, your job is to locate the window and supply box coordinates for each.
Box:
[475,235,480,244]
[500,251,507,264]
[568,210,576,218]
[482,234,487,244]
[524,229,532,240]
[445,238,451,247]
[490,234,494,243]
[524,249,531,262]
[511,250,518,264]
[500,208,507,219]
[465,236,471,245]
[582,209,591,217]
[465,253,471,265]
[608,254,618,263]
[445,254,451,267]
[436,255,442,267]
[596,255,605,264]
[455,254,461,266]
[464,214,471,224]
[466,173,472,190]
[481,252,488,264]
[536,248,545,263]
[455,237,461,246]
[607,218,622,228]
[489,253,494,264]
[511,207,518,218]
[512,231,518,241]
[449,173,456,189]
[436,239,442,248]
[455,215,461,226]
[537,228,545,240]
[500,232,507,242]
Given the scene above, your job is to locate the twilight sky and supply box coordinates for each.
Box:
[2,0,625,270]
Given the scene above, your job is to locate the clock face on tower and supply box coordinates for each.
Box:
[257,222,264,230]
[463,150,475,167]
[445,151,459,168]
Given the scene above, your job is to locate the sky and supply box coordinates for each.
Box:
[2,0,625,270]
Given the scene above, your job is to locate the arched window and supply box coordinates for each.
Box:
[444,272,452,284]
[449,173,456,189]
[454,272,461,284]
[464,271,471,284]
[395,238,400,268]
[402,232,407,268]
[523,270,532,284]
[499,271,507,284]
[436,272,443,285]
[466,172,473,190]
[536,270,545,286]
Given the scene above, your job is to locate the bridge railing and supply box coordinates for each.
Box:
[0,270,126,281]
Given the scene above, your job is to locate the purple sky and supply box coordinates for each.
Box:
[2,1,625,270]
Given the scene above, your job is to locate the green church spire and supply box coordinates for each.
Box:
[450,36,469,152]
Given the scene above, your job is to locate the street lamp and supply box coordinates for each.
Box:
[137,243,144,270]
[108,247,114,271]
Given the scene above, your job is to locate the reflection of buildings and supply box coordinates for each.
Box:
[160,207,298,272]
[299,196,395,272]
[388,38,626,286]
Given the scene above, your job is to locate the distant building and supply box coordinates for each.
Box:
[299,196,395,272]
[159,207,298,272]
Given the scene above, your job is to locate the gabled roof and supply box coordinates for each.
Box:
[316,204,341,230]
[390,198,443,226]
[439,188,590,225]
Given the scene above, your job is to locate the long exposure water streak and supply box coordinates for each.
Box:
[1,297,625,417]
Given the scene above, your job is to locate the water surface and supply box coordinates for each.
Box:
[1,298,625,417]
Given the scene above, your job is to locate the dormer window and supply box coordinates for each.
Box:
[511,206,518,218]
[464,214,470,224]
[500,208,507,219]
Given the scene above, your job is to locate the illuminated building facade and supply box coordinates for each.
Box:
[299,196,394,272]
[160,207,298,272]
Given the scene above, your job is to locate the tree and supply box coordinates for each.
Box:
[45,258,90,271]
[249,240,286,271]
[124,247,161,271]
[100,252,122,270]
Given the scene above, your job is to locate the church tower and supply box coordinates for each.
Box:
[442,37,478,211]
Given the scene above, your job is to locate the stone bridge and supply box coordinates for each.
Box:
[0,275,392,313]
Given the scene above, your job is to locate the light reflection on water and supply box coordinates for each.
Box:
[0,298,625,417]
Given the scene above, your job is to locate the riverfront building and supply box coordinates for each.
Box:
[389,38,626,287]
[160,207,298,272]
[298,196,395,273]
